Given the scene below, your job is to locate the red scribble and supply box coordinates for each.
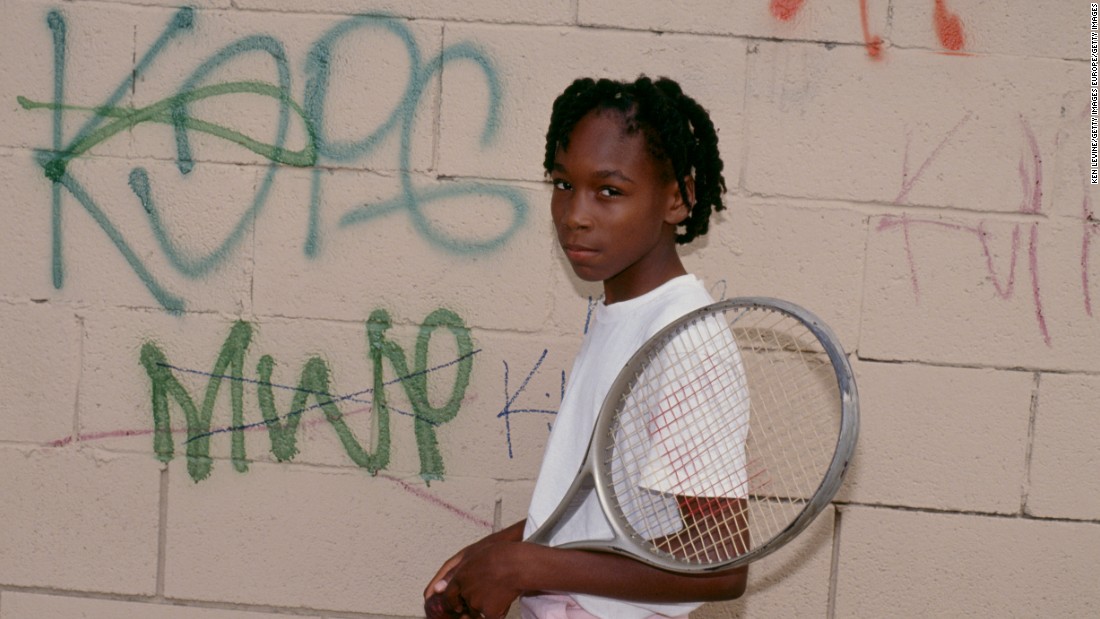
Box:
[933,0,966,52]
[859,0,883,59]
[769,0,806,21]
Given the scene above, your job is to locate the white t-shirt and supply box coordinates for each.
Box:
[522,274,717,619]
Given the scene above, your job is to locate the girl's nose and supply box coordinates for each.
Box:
[561,194,593,230]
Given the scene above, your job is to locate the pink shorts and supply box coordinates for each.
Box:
[519,594,689,619]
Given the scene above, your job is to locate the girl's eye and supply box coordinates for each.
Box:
[599,187,622,197]
[552,179,572,191]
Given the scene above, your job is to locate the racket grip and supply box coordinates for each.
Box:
[424,592,462,619]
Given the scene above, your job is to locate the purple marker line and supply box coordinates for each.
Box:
[45,349,481,447]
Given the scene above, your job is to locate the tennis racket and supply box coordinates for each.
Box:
[427,297,858,616]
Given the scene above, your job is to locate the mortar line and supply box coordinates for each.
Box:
[0,583,398,618]
[70,313,86,445]
[832,499,1100,525]
[1020,372,1042,514]
[826,507,844,619]
[156,465,169,598]
[737,40,753,193]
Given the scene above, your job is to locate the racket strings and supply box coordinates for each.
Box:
[603,306,843,568]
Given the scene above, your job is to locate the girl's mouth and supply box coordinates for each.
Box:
[562,244,598,263]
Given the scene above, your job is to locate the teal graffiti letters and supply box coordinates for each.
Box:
[20,8,527,312]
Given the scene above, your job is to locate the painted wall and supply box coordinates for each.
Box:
[1,1,1097,617]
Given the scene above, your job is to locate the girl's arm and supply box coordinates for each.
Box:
[441,537,748,618]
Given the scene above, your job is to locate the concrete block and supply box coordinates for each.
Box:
[578,0,741,35]
[0,150,73,301]
[743,41,1078,213]
[0,302,81,444]
[891,0,1084,60]
[43,156,253,313]
[162,459,496,616]
[695,508,834,618]
[429,330,576,482]
[129,9,439,174]
[0,0,134,158]
[250,166,555,331]
[0,592,316,619]
[0,445,160,594]
[231,0,574,25]
[76,306,564,486]
[437,24,745,185]
[863,213,1100,371]
[1048,115,1098,232]
[76,310,271,468]
[685,198,868,346]
[835,506,1100,617]
[837,360,1033,514]
[0,151,253,313]
[496,479,537,529]
[1027,372,1100,520]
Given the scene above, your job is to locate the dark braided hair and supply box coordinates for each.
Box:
[543,76,727,244]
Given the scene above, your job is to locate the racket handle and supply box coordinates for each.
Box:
[424,592,463,619]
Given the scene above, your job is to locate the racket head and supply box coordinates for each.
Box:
[589,297,858,573]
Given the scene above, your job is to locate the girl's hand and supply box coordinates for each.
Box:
[440,541,527,619]
[424,549,465,601]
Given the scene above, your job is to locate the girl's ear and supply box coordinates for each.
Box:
[665,175,695,225]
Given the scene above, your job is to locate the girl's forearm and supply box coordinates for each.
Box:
[510,542,747,603]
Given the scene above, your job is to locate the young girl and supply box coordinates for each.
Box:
[425,76,746,619]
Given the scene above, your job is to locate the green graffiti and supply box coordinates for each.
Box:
[17,80,316,174]
[367,308,474,482]
[140,321,253,481]
[142,310,474,483]
[257,355,389,474]
[21,8,528,312]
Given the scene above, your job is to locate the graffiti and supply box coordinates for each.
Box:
[768,0,965,58]
[874,115,1100,347]
[769,0,806,22]
[933,0,967,52]
[496,350,562,459]
[19,7,527,313]
[1085,190,1100,317]
[139,308,475,483]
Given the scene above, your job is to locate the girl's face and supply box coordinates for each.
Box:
[549,109,689,304]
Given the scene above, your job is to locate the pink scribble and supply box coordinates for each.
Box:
[879,115,1054,346]
[1082,186,1099,317]
[44,406,492,528]
[47,427,161,448]
[380,473,493,530]
[896,113,973,204]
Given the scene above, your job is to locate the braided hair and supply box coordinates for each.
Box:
[543,76,727,244]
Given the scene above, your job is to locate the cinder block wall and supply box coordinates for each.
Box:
[1,1,1096,617]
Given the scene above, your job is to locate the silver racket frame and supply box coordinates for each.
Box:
[525,297,859,574]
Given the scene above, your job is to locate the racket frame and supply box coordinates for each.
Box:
[525,297,859,574]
